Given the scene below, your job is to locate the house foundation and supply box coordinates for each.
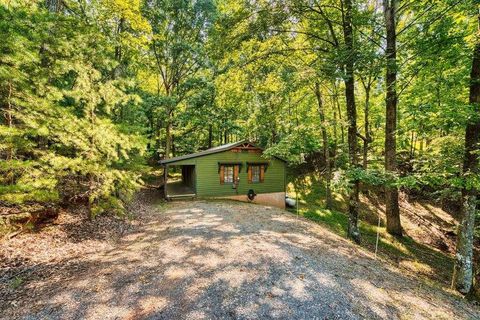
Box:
[217,192,285,209]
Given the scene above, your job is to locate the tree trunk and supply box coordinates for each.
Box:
[331,95,339,149]
[45,0,63,12]
[472,248,480,300]
[343,0,360,243]
[315,82,332,209]
[452,15,480,295]
[363,82,371,170]
[113,18,125,79]
[384,0,402,236]
[87,106,96,218]
[163,164,168,199]
[165,112,172,159]
[409,130,416,160]
[333,81,345,145]
[208,124,213,148]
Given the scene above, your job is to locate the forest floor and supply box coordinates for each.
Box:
[1,187,479,319]
[288,174,469,286]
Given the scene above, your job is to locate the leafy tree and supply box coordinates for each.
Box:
[452,5,480,298]
[0,2,145,216]
[141,0,217,159]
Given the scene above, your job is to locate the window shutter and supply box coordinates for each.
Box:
[248,165,252,183]
[220,165,224,184]
[234,165,239,182]
[260,165,265,183]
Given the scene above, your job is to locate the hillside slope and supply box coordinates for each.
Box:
[289,174,469,285]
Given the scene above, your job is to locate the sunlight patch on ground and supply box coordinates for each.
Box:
[350,278,393,319]
[214,267,257,288]
[188,252,225,268]
[212,223,241,233]
[282,277,310,300]
[383,237,410,253]
[235,301,261,318]
[166,207,205,214]
[399,260,434,275]
[186,310,207,319]
[164,265,196,280]
[86,305,130,319]
[393,291,448,319]
[312,272,338,288]
[137,296,169,314]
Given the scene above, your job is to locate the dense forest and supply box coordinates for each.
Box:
[1,0,480,301]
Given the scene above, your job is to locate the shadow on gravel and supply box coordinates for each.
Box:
[1,199,478,320]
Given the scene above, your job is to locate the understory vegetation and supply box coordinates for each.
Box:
[1,0,480,301]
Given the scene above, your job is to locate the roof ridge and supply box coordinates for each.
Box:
[159,140,250,164]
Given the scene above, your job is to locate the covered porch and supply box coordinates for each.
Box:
[163,164,196,199]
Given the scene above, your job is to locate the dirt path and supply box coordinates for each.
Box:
[1,195,479,319]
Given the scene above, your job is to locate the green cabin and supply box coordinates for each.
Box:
[160,141,287,208]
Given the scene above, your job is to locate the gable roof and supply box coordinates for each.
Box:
[159,140,286,165]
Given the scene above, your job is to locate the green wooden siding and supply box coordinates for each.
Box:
[166,150,285,197]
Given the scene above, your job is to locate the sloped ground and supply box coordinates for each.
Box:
[359,193,458,254]
[1,192,479,319]
[289,174,466,285]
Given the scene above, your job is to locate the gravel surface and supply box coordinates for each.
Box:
[1,193,479,319]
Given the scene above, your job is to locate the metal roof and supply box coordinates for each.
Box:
[159,140,286,165]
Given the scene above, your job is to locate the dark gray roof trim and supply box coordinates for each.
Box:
[159,140,287,164]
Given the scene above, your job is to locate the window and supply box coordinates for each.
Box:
[251,165,260,183]
[224,165,234,183]
[248,164,265,183]
[219,163,241,185]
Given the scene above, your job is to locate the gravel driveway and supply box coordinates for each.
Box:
[2,198,479,319]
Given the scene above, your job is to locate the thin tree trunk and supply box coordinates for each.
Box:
[452,13,480,295]
[384,0,402,236]
[165,112,172,159]
[163,164,168,199]
[315,82,332,209]
[343,0,360,243]
[331,94,339,149]
[45,0,63,12]
[113,18,125,79]
[87,106,96,218]
[333,82,345,145]
[362,80,372,170]
[337,101,345,145]
[208,124,213,148]
[409,130,416,160]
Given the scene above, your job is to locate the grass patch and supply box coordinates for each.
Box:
[10,276,24,289]
[302,208,349,237]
